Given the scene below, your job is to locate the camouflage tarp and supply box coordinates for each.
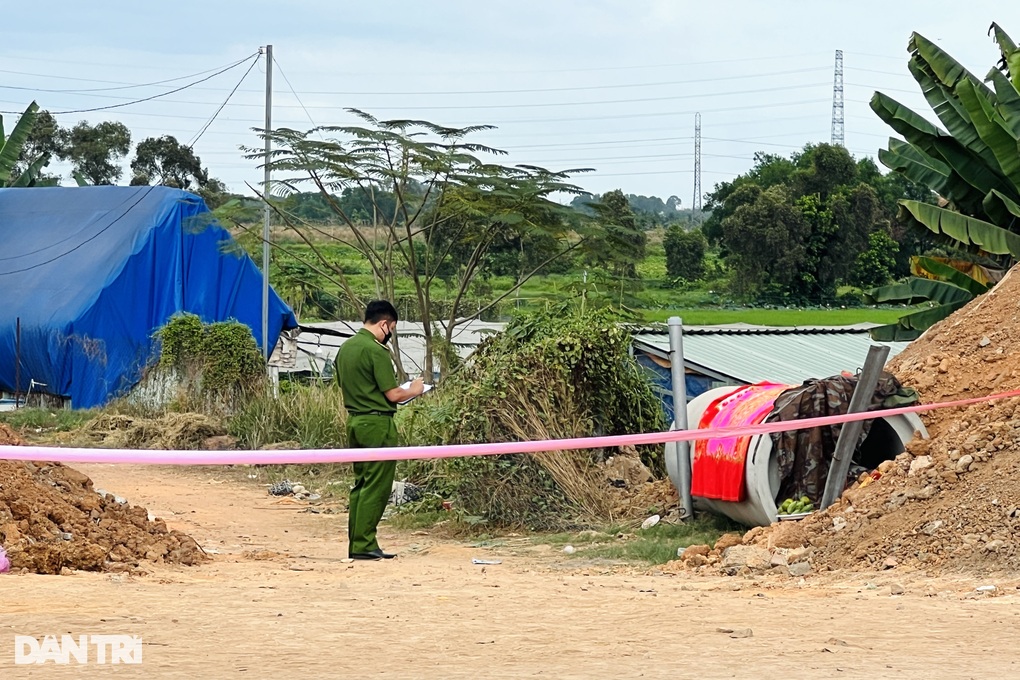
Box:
[765,372,918,504]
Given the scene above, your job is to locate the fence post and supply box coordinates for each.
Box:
[820,345,891,510]
[668,317,694,519]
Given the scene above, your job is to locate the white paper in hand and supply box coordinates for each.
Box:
[397,381,433,405]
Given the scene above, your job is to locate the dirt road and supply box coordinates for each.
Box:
[2,463,1019,679]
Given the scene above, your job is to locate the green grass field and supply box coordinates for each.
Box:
[264,239,913,328]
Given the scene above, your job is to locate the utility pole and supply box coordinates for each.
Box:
[692,112,702,224]
[261,44,273,363]
[830,49,845,147]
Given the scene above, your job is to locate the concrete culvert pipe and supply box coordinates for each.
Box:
[666,385,929,527]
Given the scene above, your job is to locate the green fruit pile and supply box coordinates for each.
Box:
[778,496,814,515]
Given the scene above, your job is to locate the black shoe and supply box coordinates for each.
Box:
[350,549,397,560]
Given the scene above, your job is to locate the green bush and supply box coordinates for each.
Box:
[398,307,665,528]
[154,313,265,409]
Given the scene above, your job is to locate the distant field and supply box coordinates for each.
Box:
[639,307,910,326]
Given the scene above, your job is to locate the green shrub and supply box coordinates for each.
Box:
[398,306,665,529]
[154,313,265,410]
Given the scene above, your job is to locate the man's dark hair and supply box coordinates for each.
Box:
[364,300,398,324]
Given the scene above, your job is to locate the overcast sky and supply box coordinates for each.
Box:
[4,1,1019,205]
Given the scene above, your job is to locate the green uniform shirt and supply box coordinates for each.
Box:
[335,328,399,415]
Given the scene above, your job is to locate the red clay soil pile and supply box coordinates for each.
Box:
[667,267,1020,577]
[0,425,206,574]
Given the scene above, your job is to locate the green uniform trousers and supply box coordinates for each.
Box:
[346,414,398,555]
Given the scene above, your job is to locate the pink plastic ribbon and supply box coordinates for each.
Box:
[1,388,1018,466]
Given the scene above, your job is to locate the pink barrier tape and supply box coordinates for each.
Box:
[2,388,1020,466]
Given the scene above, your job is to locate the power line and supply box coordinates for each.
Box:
[336,82,831,111]
[436,99,832,126]
[0,56,263,94]
[259,67,830,97]
[0,66,830,100]
[3,50,832,79]
[187,56,262,148]
[845,65,914,77]
[2,80,832,112]
[587,169,737,178]
[0,96,829,128]
[272,55,321,132]
[0,53,260,116]
[246,51,833,78]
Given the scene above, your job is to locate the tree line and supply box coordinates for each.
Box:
[6,104,229,206]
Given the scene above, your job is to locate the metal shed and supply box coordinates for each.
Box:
[631,323,913,422]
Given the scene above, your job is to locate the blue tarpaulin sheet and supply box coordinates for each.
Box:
[0,186,297,408]
[634,353,717,424]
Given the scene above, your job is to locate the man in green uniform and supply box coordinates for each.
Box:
[335,300,424,560]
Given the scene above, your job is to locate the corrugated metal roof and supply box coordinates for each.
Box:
[285,320,506,377]
[631,324,911,385]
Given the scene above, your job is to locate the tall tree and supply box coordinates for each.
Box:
[249,109,588,378]
[59,121,131,185]
[584,189,646,277]
[702,152,796,244]
[722,185,809,298]
[664,226,707,282]
[131,135,208,190]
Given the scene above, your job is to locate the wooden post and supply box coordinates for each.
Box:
[14,317,21,409]
[819,345,891,510]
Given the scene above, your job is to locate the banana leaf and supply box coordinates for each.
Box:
[906,57,998,171]
[872,93,1010,211]
[910,255,1003,286]
[985,69,1020,138]
[987,188,1020,218]
[898,199,1020,258]
[955,79,1020,191]
[909,32,995,98]
[982,189,1020,230]
[989,22,1020,91]
[911,256,993,295]
[863,281,925,305]
[868,299,969,341]
[0,101,39,185]
[878,139,952,197]
[9,154,51,187]
[864,276,973,306]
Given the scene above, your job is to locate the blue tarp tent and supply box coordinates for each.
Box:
[0,186,298,408]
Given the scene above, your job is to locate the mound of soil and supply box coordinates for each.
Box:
[0,425,206,574]
[74,412,228,450]
[667,267,1020,577]
[603,448,681,519]
[0,423,24,446]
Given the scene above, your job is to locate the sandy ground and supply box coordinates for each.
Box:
[2,464,1020,679]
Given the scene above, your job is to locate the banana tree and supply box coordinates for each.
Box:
[0,101,57,187]
[866,256,993,340]
[869,23,1020,339]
